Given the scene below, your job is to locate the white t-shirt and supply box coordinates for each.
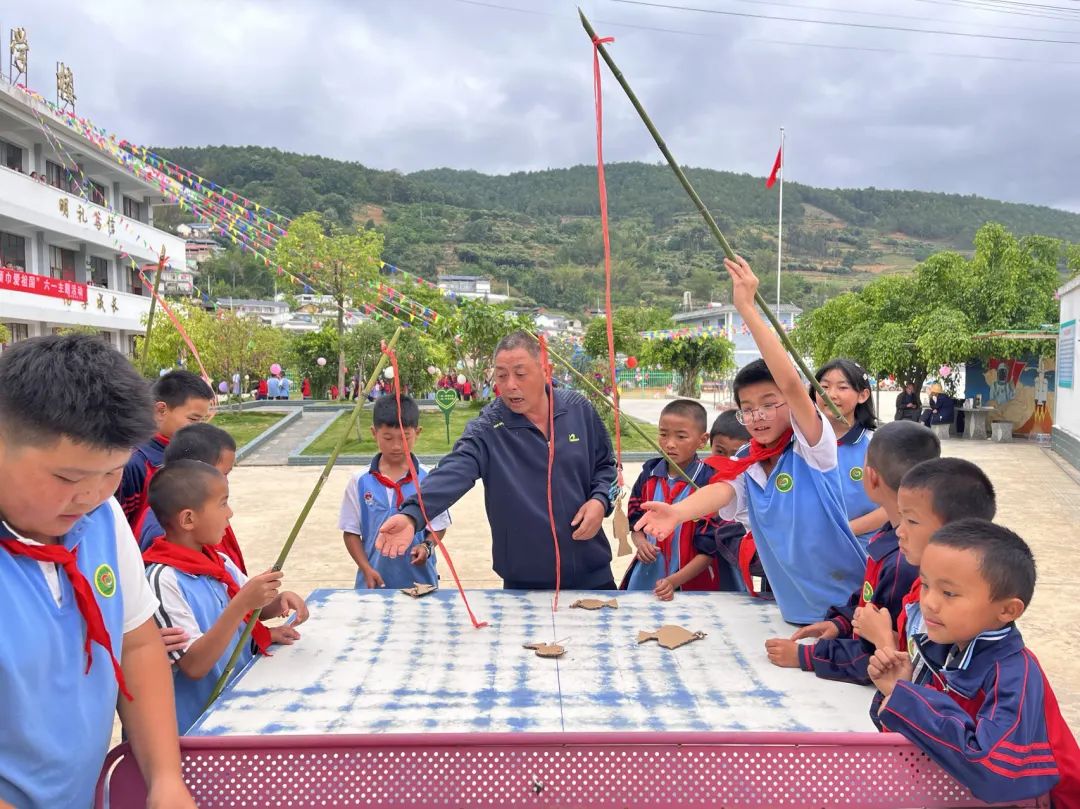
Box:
[2,497,158,633]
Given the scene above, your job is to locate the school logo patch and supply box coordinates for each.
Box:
[775,473,794,493]
[94,564,116,598]
[862,580,874,602]
[850,467,864,482]
[363,491,375,505]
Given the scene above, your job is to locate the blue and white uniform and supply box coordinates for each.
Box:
[145,553,253,733]
[836,424,878,549]
[720,413,867,625]
[338,454,450,590]
[0,499,158,809]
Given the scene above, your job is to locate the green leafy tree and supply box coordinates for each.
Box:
[582,306,674,360]
[0,324,10,345]
[432,298,534,388]
[642,334,735,397]
[342,320,449,397]
[275,212,384,394]
[288,323,339,397]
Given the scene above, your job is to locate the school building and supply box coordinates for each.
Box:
[1054,275,1080,471]
[672,302,802,371]
[0,81,185,355]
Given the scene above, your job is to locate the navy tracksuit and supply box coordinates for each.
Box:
[399,389,618,589]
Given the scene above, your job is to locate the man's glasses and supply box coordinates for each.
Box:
[735,402,788,425]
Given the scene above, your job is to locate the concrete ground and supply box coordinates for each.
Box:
[228,432,1080,727]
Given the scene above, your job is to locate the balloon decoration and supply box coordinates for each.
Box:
[316,357,327,367]
[383,367,395,379]
[218,381,228,393]
[457,374,467,385]
[427,365,438,375]
[939,365,952,378]
[159,369,168,377]
[626,356,639,369]
[270,363,282,376]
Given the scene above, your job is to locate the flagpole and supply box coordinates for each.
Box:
[776,127,784,313]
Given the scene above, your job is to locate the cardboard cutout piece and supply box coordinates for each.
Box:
[613,494,633,557]
[401,583,437,598]
[637,625,707,650]
[523,641,566,658]
[571,598,619,610]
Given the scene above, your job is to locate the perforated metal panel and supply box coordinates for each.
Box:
[96,732,1018,809]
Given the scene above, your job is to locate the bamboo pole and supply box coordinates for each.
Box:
[202,327,403,710]
[140,245,167,374]
[577,9,846,426]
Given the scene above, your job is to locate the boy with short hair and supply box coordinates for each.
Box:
[764,420,939,682]
[134,423,244,572]
[0,334,194,808]
[636,257,866,624]
[339,395,450,589]
[870,520,1080,804]
[142,460,308,733]
[624,400,745,598]
[118,368,213,525]
[709,408,750,457]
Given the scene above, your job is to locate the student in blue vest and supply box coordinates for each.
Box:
[636,255,867,625]
[623,399,744,597]
[142,460,308,733]
[0,334,195,808]
[339,395,449,589]
[812,358,885,549]
[764,420,938,682]
[116,369,213,526]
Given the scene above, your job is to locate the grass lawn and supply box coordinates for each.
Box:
[211,411,287,448]
[301,402,658,456]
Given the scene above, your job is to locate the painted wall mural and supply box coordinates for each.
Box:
[965,354,1056,436]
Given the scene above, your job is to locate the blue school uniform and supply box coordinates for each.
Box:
[625,458,702,591]
[721,414,867,625]
[338,454,448,590]
[879,624,1080,804]
[145,554,254,733]
[0,504,128,808]
[797,523,917,684]
[836,424,878,548]
[267,376,280,398]
[117,432,169,524]
[133,505,165,551]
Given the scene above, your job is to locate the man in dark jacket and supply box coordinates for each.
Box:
[894,383,921,422]
[376,331,618,589]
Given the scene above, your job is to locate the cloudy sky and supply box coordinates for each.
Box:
[13,0,1080,211]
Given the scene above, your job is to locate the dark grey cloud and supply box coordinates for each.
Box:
[11,0,1080,211]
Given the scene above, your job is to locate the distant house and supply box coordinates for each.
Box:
[185,238,223,266]
[216,298,290,326]
[437,273,509,302]
[535,313,583,335]
[672,302,801,371]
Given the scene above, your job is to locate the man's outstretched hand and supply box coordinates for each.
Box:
[375,513,417,558]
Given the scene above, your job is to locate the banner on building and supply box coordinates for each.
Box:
[0,267,88,303]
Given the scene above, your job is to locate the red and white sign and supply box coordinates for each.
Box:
[0,266,88,303]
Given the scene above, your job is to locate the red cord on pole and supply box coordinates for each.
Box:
[537,335,562,612]
[381,344,487,629]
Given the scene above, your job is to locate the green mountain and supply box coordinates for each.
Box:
[154,145,1080,312]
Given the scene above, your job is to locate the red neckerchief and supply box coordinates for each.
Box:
[213,524,247,575]
[702,428,795,483]
[142,539,271,655]
[0,538,131,700]
[646,473,692,572]
[371,468,415,508]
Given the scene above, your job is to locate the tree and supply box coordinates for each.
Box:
[342,320,449,397]
[0,324,9,345]
[642,334,735,397]
[274,212,384,394]
[582,306,674,360]
[431,298,534,387]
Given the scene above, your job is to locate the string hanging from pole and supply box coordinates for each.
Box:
[537,334,562,611]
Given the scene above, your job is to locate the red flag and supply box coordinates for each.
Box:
[765,145,783,188]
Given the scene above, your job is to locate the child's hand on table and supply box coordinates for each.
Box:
[765,638,800,668]
[363,569,385,589]
[653,578,675,601]
[868,648,913,703]
[790,621,840,641]
[278,591,309,625]
[269,625,301,645]
[634,501,678,541]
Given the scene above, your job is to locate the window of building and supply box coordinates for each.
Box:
[1,322,29,345]
[0,232,26,269]
[89,255,109,288]
[122,196,144,221]
[46,160,67,190]
[127,335,139,356]
[49,246,76,282]
[129,264,144,295]
[1,140,22,172]
[88,180,107,206]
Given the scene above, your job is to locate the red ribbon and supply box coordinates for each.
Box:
[538,335,562,611]
[0,539,132,700]
[381,344,487,629]
[592,33,623,490]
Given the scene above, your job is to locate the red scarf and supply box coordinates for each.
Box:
[215,525,247,575]
[142,539,271,655]
[702,428,794,484]
[645,474,693,577]
[0,538,132,700]
[371,468,415,508]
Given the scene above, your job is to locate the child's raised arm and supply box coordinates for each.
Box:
[634,481,735,540]
[724,256,823,446]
